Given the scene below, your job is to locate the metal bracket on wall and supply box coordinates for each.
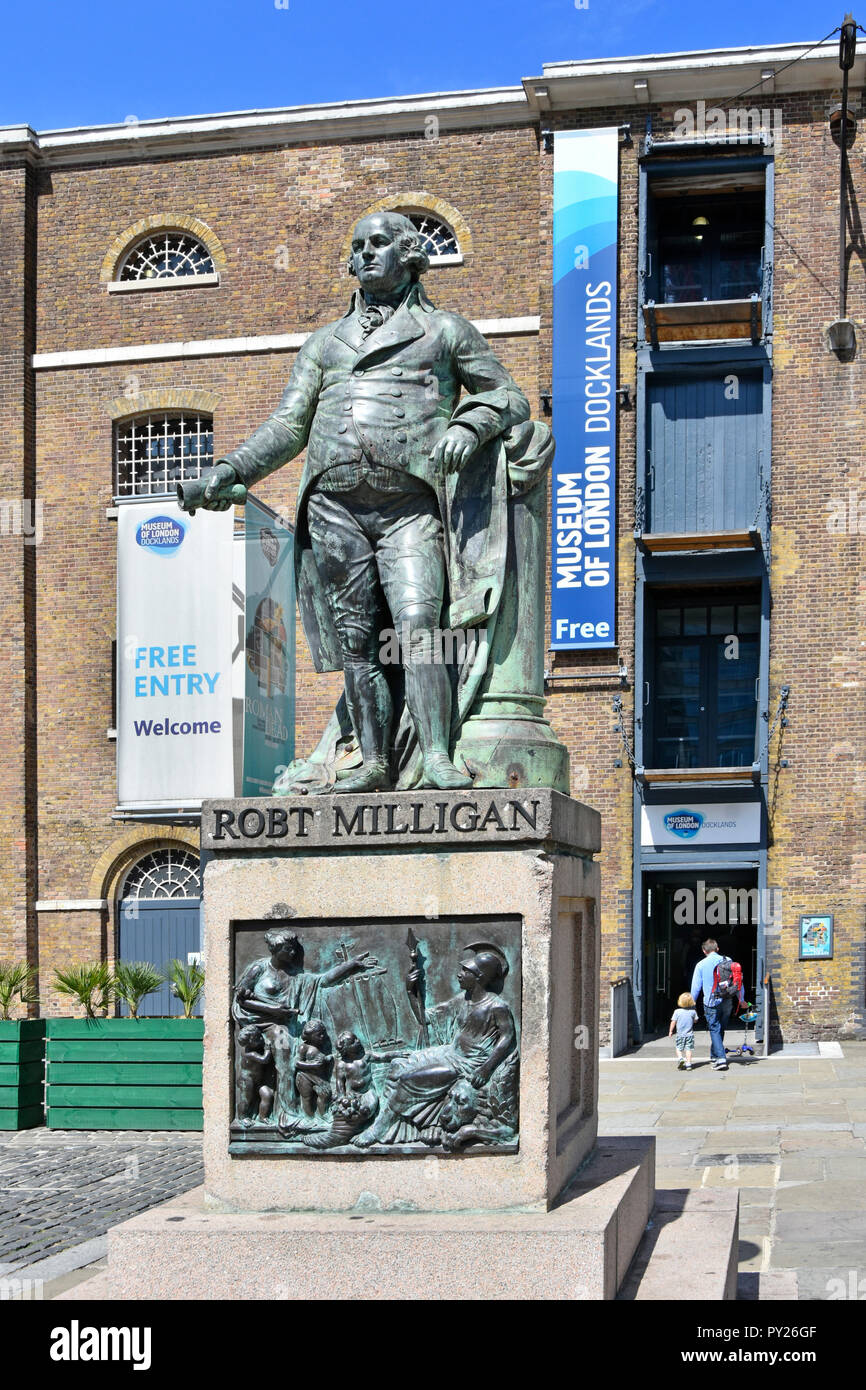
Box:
[544,661,628,689]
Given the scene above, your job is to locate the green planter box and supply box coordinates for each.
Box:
[46,1018,203,1131]
[0,1020,45,1130]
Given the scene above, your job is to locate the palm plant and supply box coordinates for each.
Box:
[53,961,114,1019]
[0,961,39,1021]
[167,959,205,1018]
[113,961,164,1019]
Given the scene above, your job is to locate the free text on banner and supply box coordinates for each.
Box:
[116,500,235,807]
[551,127,619,650]
[242,497,295,797]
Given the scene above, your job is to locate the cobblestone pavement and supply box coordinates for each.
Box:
[0,1130,203,1273]
[600,1040,866,1299]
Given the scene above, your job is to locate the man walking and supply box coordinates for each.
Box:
[690,938,744,1071]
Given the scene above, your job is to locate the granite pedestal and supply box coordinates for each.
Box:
[106,789,656,1298]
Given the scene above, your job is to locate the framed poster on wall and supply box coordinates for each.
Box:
[799,914,834,960]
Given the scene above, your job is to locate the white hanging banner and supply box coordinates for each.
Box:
[116,499,235,809]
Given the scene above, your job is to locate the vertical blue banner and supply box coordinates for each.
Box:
[242,498,295,796]
[551,128,619,650]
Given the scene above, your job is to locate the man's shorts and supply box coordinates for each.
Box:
[675,1033,695,1051]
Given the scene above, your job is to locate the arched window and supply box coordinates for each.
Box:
[118,230,215,282]
[114,412,214,498]
[401,211,462,264]
[121,848,201,901]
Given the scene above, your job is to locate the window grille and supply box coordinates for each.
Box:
[118,231,214,281]
[121,848,201,900]
[114,412,213,497]
[403,212,460,260]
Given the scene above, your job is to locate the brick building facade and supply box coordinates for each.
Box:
[0,41,863,1039]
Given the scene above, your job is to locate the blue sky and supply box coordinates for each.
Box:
[2,0,846,131]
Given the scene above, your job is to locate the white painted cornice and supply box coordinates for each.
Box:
[523,41,864,110]
[0,88,530,168]
[31,316,540,370]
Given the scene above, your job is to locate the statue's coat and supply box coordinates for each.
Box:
[218,285,530,671]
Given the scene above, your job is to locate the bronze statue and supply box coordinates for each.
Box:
[183,211,568,796]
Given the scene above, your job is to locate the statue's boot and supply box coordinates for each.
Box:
[421,752,474,790]
[335,651,392,794]
[403,633,473,791]
[335,758,390,794]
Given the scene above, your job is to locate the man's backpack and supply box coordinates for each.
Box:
[712,956,743,1002]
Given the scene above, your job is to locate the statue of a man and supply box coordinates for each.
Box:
[192,212,531,793]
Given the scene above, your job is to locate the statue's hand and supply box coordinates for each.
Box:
[431,424,478,473]
[202,462,247,512]
[350,951,377,974]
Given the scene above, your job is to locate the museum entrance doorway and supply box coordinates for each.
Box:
[642,869,759,1036]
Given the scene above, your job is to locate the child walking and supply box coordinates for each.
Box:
[669,993,698,1071]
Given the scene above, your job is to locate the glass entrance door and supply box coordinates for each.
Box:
[643,871,759,1035]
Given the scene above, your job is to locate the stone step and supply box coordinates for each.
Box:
[617,1188,739,1300]
[64,1137,655,1301]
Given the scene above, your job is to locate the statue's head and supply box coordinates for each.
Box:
[263,927,302,966]
[336,1030,365,1060]
[302,1018,328,1049]
[237,1024,264,1050]
[457,941,509,995]
[347,212,429,294]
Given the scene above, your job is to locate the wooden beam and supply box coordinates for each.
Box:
[639,530,761,554]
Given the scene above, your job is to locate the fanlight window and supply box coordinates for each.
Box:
[403,212,461,262]
[121,848,201,901]
[118,231,215,281]
[114,412,214,498]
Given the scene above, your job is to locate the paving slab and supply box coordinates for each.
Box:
[795,1266,866,1300]
[781,1131,866,1152]
[824,1156,866,1180]
[702,1165,777,1187]
[775,1210,866,1240]
[778,1157,824,1181]
[774,1180,866,1212]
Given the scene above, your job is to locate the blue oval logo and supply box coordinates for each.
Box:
[136,515,186,555]
[663,810,704,839]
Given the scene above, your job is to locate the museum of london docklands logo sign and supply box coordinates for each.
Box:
[134,514,186,553]
[551,128,618,651]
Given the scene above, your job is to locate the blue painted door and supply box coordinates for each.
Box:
[117,899,202,1017]
[647,373,762,533]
